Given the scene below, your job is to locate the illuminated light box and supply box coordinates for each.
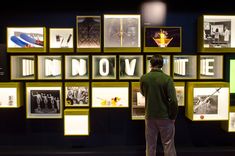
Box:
[65,82,89,107]
[173,55,197,80]
[26,82,62,119]
[65,55,89,80]
[103,14,141,52]
[199,55,223,79]
[92,55,116,80]
[144,26,182,52]
[64,109,89,136]
[146,55,170,75]
[11,55,35,80]
[186,82,229,121]
[131,82,185,120]
[7,27,46,53]
[119,55,143,80]
[49,28,74,52]
[38,55,62,80]
[230,60,235,93]
[76,16,101,52]
[92,82,129,108]
[221,107,235,132]
[198,15,235,52]
[0,82,22,108]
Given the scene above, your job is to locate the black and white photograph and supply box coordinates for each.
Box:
[77,16,101,50]
[50,28,73,50]
[92,55,116,79]
[194,95,218,114]
[204,16,231,48]
[119,55,143,79]
[229,113,235,131]
[65,86,89,106]
[173,55,197,79]
[26,85,62,118]
[104,15,141,48]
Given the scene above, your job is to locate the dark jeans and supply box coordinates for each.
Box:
[145,119,176,156]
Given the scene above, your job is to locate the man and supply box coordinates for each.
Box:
[140,54,178,156]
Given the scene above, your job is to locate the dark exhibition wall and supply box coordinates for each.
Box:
[1,0,235,155]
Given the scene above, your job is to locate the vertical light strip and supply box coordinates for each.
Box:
[230,60,235,93]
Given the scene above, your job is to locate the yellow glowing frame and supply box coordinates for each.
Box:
[7,27,47,53]
[64,109,89,136]
[0,82,23,108]
[10,55,36,80]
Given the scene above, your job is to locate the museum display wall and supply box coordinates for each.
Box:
[1,0,235,149]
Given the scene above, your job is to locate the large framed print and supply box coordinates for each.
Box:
[198,15,235,52]
[26,82,62,119]
[173,55,197,80]
[65,55,89,80]
[199,55,223,79]
[146,55,170,75]
[64,109,89,136]
[76,16,101,52]
[104,14,141,52]
[65,82,89,107]
[49,28,74,52]
[92,55,116,80]
[221,107,235,132]
[186,82,229,121]
[10,55,35,80]
[92,82,129,108]
[0,82,22,108]
[119,55,143,80]
[230,59,235,93]
[7,27,46,53]
[144,26,182,52]
[38,55,62,80]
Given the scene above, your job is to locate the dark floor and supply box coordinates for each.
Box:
[0,146,235,156]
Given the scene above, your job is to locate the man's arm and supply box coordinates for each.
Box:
[140,76,145,96]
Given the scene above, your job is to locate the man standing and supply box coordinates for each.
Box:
[140,54,178,156]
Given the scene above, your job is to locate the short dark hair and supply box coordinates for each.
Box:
[150,54,163,68]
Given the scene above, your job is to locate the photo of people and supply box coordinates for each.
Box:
[204,19,231,48]
[66,86,89,106]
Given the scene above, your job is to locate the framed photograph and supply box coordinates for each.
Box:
[65,82,89,107]
[144,26,182,52]
[10,55,35,80]
[198,15,235,52]
[103,14,141,52]
[175,82,185,106]
[119,55,143,80]
[7,27,46,53]
[64,109,89,136]
[230,59,235,93]
[92,82,129,108]
[49,28,74,52]
[92,55,116,80]
[38,55,62,80]
[65,55,89,80]
[186,82,229,121]
[146,55,170,75]
[199,55,223,79]
[26,82,62,119]
[173,55,197,80]
[0,82,22,108]
[76,16,101,52]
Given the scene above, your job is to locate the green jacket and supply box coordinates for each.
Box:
[140,69,178,120]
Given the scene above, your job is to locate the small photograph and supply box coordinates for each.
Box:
[7,27,45,50]
[0,88,17,107]
[50,28,73,49]
[132,82,145,120]
[77,16,101,50]
[119,55,143,79]
[145,27,181,48]
[65,86,89,106]
[104,15,141,50]
[204,18,231,48]
[92,55,116,79]
[65,55,89,79]
[229,113,235,130]
[146,55,170,75]
[175,86,185,106]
